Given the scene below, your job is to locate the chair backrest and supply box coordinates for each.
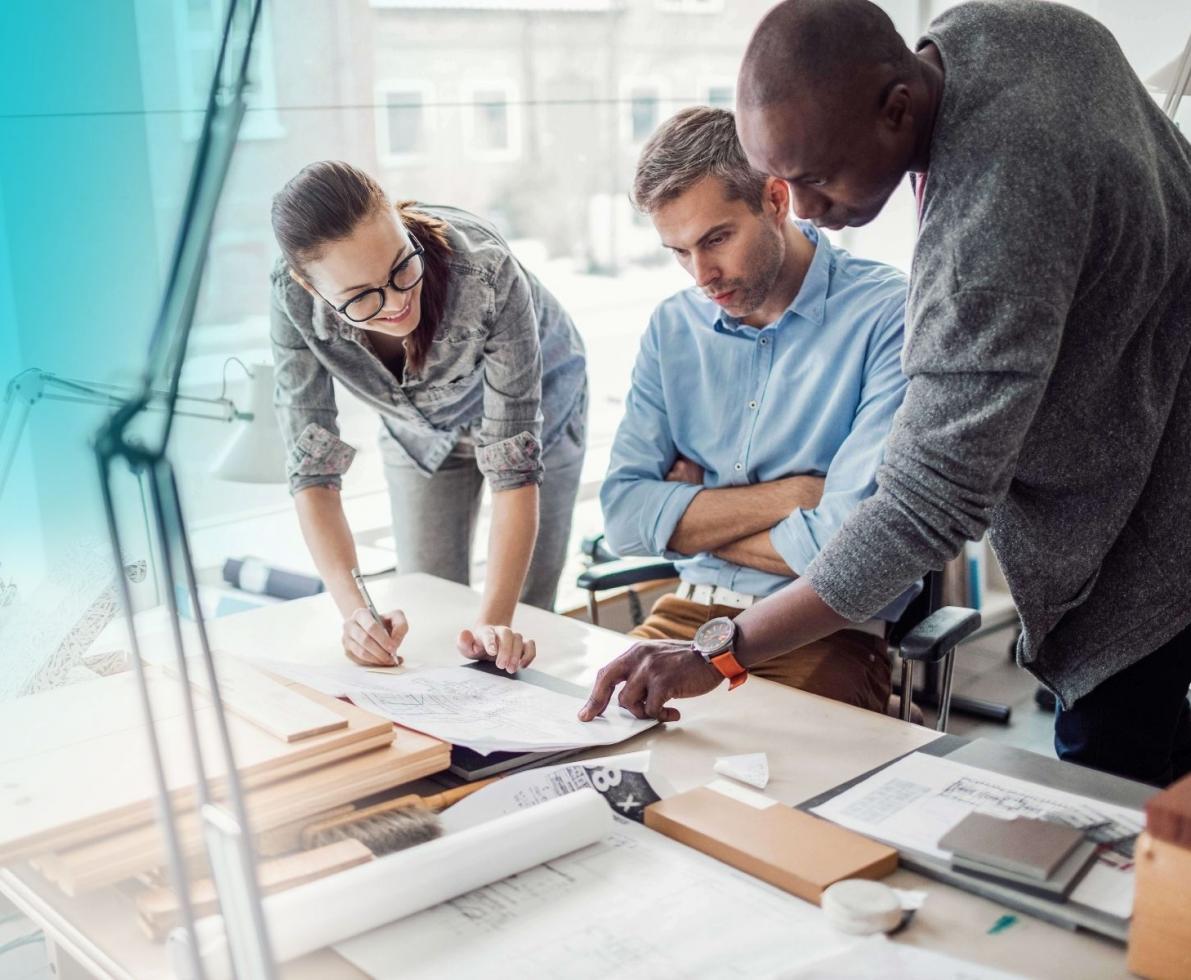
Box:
[887,570,943,647]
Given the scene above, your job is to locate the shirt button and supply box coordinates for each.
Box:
[759,337,768,345]
[748,400,757,410]
[734,463,743,471]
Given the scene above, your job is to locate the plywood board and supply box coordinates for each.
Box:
[44,730,448,894]
[0,668,401,863]
[135,839,373,940]
[156,654,347,742]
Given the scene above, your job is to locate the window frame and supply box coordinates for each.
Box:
[654,0,725,13]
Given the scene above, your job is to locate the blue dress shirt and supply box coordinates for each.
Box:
[601,222,917,621]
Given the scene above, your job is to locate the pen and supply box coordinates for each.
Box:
[350,567,382,625]
[351,567,404,668]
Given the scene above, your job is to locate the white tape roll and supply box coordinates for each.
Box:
[171,787,613,979]
[821,879,904,935]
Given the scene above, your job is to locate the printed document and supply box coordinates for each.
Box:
[810,753,1141,919]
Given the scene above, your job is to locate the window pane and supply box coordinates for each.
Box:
[630,88,659,142]
[474,90,509,151]
[386,92,423,155]
[707,85,734,109]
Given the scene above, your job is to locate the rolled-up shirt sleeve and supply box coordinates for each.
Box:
[600,317,703,558]
[270,278,356,495]
[474,255,545,492]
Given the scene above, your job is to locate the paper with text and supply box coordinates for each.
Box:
[810,753,1141,919]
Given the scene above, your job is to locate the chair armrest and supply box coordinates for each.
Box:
[898,606,982,664]
[577,557,678,592]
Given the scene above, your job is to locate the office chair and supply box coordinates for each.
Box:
[577,537,982,732]
[575,535,677,628]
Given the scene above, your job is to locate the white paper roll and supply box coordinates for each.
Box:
[170,788,612,979]
[820,879,904,935]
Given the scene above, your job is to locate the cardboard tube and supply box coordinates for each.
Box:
[170,788,612,978]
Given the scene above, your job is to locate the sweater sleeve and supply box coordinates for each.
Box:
[806,124,1089,620]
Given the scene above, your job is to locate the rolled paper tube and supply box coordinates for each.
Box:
[170,788,613,979]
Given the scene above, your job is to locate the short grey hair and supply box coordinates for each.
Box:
[631,106,768,214]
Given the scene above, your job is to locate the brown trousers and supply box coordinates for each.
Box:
[630,593,892,714]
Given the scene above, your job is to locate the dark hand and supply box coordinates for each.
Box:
[577,639,722,723]
[665,456,705,485]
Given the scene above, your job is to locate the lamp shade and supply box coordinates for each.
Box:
[1143,51,1191,97]
[211,363,287,483]
[1146,35,1191,120]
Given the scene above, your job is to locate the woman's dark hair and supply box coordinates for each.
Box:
[270,160,451,372]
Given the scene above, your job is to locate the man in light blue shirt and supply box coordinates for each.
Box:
[600,106,914,714]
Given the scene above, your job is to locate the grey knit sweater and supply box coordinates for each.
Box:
[804,0,1191,707]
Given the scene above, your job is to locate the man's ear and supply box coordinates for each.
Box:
[880,83,912,133]
[288,267,318,297]
[764,176,790,222]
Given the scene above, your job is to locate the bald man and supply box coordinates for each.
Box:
[579,0,1191,787]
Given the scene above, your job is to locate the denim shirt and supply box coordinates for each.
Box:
[270,204,587,494]
[601,222,918,621]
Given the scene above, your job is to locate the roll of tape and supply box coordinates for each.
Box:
[821,879,904,935]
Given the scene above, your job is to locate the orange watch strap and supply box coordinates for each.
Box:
[710,650,747,689]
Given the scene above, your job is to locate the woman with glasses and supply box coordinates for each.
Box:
[269,161,587,671]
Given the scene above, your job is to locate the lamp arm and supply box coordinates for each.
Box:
[0,366,250,501]
[14,367,247,419]
[1162,32,1191,119]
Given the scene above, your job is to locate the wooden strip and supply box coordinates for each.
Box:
[156,654,347,743]
[19,727,396,878]
[135,839,373,941]
[31,726,396,863]
[256,804,357,858]
[0,672,395,863]
[47,733,448,895]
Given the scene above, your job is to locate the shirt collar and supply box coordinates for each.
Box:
[311,294,370,345]
[311,296,338,341]
[714,221,831,334]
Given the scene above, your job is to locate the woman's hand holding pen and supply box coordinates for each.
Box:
[457,624,537,674]
[342,607,408,666]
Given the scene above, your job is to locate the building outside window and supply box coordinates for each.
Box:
[464,82,520,161]
[377,84,430,162]
[625,82,663,144]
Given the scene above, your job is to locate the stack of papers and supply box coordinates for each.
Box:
[809,752,1142,921]
[254,660,655,756]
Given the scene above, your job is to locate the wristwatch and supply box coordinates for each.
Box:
[692,616,748,690]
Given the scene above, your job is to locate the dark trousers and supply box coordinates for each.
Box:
[1054,619,1191,787]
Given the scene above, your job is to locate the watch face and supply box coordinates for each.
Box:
[694,617,735,657]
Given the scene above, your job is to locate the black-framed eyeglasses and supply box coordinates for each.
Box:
[334,235,426,323]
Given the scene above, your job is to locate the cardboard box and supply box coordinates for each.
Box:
[644,783,897,904]
[1128,831,1191,979]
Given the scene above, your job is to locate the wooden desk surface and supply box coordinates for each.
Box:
[0,574,1127,979]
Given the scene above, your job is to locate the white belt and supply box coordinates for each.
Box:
[675,582,757,609]
[675,581,887,639]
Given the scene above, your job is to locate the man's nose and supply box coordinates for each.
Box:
[691,253,719,288]
[788,183,830,222]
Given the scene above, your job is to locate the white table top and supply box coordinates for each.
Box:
[1,574,1127,979]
